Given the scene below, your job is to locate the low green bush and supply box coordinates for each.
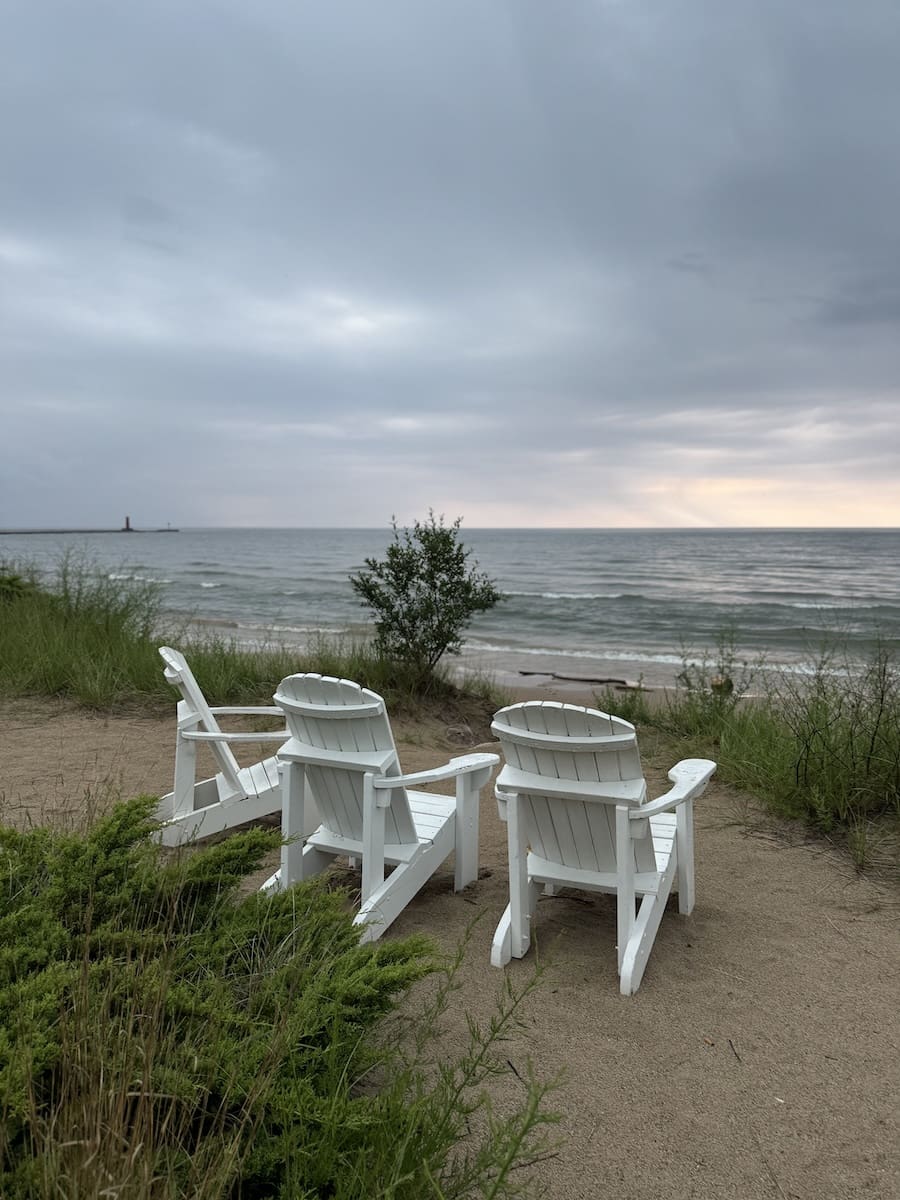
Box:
[350,514,501,684]
[0,799,557,1198]
[0,569,40,605]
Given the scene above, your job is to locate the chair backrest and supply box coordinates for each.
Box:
[159,645,244,795]
[491,701,653,875]
[274,673,417,845]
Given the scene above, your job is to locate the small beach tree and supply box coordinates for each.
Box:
[350,513,501,680]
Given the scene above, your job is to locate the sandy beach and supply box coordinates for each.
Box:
[1,690,898,1200]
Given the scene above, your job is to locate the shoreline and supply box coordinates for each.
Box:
[171,600,891,696]
[176,614,703,691]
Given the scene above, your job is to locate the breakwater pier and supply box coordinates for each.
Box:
[0,516,178,535]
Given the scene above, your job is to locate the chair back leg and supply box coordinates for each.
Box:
[615,804,636,976]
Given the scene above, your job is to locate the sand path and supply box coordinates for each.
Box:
[1,695,897,1200]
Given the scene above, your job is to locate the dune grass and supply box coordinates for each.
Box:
[0,553,505,720]
[597,630,900,869]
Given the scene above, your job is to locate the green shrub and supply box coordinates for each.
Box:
[350,514,501,683]
[0,569,39,605]
[0,799,556,1198]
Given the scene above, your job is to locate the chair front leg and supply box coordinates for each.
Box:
[453,763,491,891]
[675,797,695,914]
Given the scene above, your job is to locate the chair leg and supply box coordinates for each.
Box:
[281,761,331,887]
[453,765,490,890]
[619,896,657,995]
[491,905,514,966]
[504,796,540,961]
[615,805,636,977]
[361,772,386,905]
[355,836,449,942]
[619,852,679,994]
[168,732,198,821]
[280,761,305,887]
[675,799,695,914]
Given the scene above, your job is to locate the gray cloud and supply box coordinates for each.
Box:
[2,0,899,528]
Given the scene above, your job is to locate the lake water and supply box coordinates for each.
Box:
[2,527,898,688]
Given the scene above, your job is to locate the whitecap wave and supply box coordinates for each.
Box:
[787,600,881,610]
[107,572,172,584]
[461,640,686,667]
[503,590,627,601]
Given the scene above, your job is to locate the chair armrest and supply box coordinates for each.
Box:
[630,758,716,819]
[181,731,289,743]
[208,706,286,718]
[372,753,499,790]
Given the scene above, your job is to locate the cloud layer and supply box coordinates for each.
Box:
[2,0,899,527]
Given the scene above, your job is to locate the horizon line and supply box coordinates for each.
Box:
[3,524,900,534]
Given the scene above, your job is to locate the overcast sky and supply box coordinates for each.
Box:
[2,1,899,529]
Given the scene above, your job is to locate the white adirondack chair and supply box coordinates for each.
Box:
[156,646,317,846]
[264,673,499,942]
[490,701,716,994]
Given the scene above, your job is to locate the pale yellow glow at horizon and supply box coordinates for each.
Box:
[445,476,900,529]
[636,476,900,528]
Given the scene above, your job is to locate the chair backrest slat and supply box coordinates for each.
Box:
[275,674,417,845]
[492,701,653,874]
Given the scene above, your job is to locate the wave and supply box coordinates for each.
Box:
[786,600,886,610]
[503,590,629,601]
[107,572,173,584]
[200,582,222,589]
[461,639,687,667]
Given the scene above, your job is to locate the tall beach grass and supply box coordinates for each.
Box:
[0,552,505,718]
[598,629,900,870]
